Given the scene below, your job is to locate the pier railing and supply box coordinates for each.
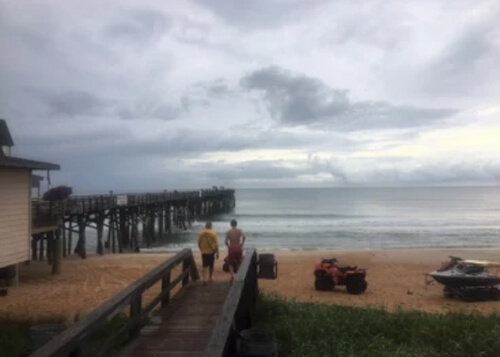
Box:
[29,249,199,357]
[31,188,235,228]
[204,249,259,357]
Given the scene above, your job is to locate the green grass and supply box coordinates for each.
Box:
[0,314,130,357]
[254,294,500,357]
[0,316,66,356]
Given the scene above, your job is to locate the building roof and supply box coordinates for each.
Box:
[0,119,14,146]
[0,155,60,170]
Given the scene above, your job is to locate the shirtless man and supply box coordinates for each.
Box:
[225,219,246,281]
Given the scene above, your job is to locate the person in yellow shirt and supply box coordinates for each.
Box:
[198,221,219,285]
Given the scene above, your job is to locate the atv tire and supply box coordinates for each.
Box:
[346,276,367,295]
[314,272,334,291]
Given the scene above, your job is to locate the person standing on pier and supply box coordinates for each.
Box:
[198,221,219,285]
[225,219,246,282]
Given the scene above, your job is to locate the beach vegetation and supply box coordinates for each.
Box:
[254,293,500,357]
[0,314,128,356]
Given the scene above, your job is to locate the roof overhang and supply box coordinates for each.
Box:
[0,155,60,170]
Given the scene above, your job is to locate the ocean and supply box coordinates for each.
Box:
[135,186,500,252]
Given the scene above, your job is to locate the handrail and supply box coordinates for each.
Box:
[32,189,234,215]
[31,189,235,228]
[29,248,199,357]
[204,249,258,357]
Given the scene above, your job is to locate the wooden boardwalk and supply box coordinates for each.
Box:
[28,249,260,357]
[121,281,230,357]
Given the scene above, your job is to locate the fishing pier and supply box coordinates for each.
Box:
[30,188,235,272]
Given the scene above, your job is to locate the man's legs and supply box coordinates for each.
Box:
[209,264,214,282]
[227,245,242,282]
[202,254,215,285]
[201,254,209,285]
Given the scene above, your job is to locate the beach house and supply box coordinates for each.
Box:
[0,119,60,285]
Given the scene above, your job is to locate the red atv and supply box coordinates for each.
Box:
[314,258,368,294]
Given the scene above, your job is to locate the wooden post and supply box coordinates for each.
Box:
[62,221,67,258]
[5,264,19,287]
[47,231,54,265]
[75,216,87,259]
[67,219,73,256]
[40,234,45,261]
[123,212,130,248]
[142,217,149,247]
[150,213,155,242]
[116,212,123,253]
[31,236,38,261]
[131,211,139,252]
[161,271,171,308]
[52,229,62,274]
[166,206,171,235]
[96,213,104,255]
[181,207,187,230]
[182,259,190,287]
[119,208,126,252]
[158,208,164,238]
[111,212,116,253]
[130,295,142,338]
[105,215,111,250]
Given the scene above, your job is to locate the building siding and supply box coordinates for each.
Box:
[0,167,31,268]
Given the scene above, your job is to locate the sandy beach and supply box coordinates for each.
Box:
[1,248,499,321]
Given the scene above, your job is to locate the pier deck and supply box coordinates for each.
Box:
[29,189,235,269]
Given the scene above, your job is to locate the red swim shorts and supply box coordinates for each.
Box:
[228,245,243,272]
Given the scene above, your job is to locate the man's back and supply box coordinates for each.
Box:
[226,227,244,247]
[198,228,218,254]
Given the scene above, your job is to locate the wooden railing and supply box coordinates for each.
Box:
[32,189,235,218]
[204,249,259,357]
[29,249,199,357]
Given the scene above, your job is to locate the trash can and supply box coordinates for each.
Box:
[258,254,278,279]
[237,329,278,356]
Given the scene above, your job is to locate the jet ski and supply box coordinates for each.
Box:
[427,256,500,301]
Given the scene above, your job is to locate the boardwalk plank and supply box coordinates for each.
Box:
[120,281,230,357]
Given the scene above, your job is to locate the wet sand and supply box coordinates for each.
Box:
[1,248,499,321]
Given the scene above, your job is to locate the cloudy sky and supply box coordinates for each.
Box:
[1,0,499,192]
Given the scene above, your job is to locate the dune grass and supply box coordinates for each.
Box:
[0,314,129,356]
[0,316,66,356]
[254,294,500,357]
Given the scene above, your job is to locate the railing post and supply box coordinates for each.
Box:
[190,254,200,281]
[251,251,259,306]
[182,258,190,287]
[130,294,142,337]
[161,271,171,308]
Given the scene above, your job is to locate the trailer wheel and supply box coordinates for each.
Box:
[346,276,368,295]
[314,272,334,291]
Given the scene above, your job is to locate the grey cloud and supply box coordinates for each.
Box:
[28,89,111,117]
[17,124,360,166]
[307,156,348,183]
[198,79,231,96]
[330,21,409,50]
[439,16,499,74]
[104,9,171,43]
[241,66,457,130]
[192,0,325,28]
[118,103,180,121]
[422,13,500,97]
[119,79,234,121]
[367,161,500,186]
[205,160,298,181]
